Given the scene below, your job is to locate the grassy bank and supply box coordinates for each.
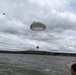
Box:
[0,50,76,56]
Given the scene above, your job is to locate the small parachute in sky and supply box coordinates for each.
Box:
[2,13,13,21]
[3,13,5,15]
[30,21,46,31]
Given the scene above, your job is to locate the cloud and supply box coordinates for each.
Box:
[46,11,76,32]
[0,0,76,53]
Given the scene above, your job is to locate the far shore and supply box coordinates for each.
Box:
[0,50,76,56]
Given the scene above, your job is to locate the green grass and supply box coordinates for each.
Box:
[0,50,76,56]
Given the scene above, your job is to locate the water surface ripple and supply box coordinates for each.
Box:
[0,53,75,75]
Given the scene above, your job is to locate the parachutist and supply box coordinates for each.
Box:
[37,46,39,50]
[30,21,46,50]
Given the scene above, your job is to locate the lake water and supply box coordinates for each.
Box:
[0,53,75,75]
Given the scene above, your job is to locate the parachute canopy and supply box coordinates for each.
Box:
[30,21,46,31]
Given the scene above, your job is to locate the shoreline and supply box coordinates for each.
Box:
[0,50,76,56]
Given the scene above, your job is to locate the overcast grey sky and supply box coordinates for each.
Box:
[0,0,76,53]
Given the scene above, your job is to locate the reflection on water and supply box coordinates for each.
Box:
[0,53,75,75]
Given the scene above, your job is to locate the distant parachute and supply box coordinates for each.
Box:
[3,13,5,15]
[30,21,46,31]
[2,13,13,21]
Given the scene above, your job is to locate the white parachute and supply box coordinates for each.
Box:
[30,21,46,31]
